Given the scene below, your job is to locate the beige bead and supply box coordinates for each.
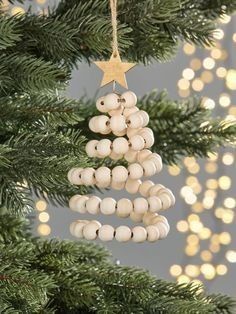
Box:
[155,222,169,239]
[104,93,120,110]
[69,221,77,235]
[69,195,82,211]
[72,221,88,238]
[148,153,162,172]
[123,106,139,118]
[139,180,155,197]
[124,149,138,163]
[125,178,141,194]
[85,140,99,158]
[112,137,129,154]
[85,196,101,215]
[139,110,149,126]
[142,212,158,225]
[129,211,144,223]
[112,166,128,182]
[115,225,132,242]
[112,129,127,137]
[69,195,89,213]
[137,149,152,163]
[83,221,101,240]
[142,160,157,177]
[121,91,137,108]
[149,184,165,196]
[110,115,127,133]
[139,130,154,148]
[133,197,149,214]
[108,105,124,116]
[89,116,99,133]
[159,194,172,210]
[128,163,143,180]
[110,150,123,160]
[98,225,115,241]
[126,127,140,139]
[96,96,107,113]
[132,226,147,243]
[146,225,160,242]
[81,168,96,186]
[96,139,112,157]
[96,180,111,188]
[116,198,133,218]
[111,180,125,190]
[151,215,169,226]
[100,197,116,215]
[96,115,110,134]
[129,135,145,151]
[67,167,83,185]
[127,112,143,129]
[148,196,162,212]
[164,188,175,206]
[95,166,111,183]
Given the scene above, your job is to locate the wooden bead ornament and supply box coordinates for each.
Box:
[124,149,138,163]
[115,225,132,242]
[96,115,111,134]
[83,221,101,240]
[141,160,157,177]
[148,196,162,212]
[139,129,155,148]
[112,137,129,154]
[137,149,152,163]
[127,112,143,129]
[85,140,99,158]
[123,106,139,118]
[111,180,125,190]
[129,134,145,151]
[98,225,115,241]
[104,93,120,110]
[112,129,127,137]
[69,195,89,213]
[71,220,88,238]
[100,197,116,215]
[149,184,165,196]
[133,197,149,214]
[139,180,155,197]
[146,225,160,242]
[67,167,83,185]
[125,178,141,194]
[158,193,172,210]
[129,211,144,223]
[95,166,111,184]
[109,150,123,160]
[96,96,107,113]
[121,91,137,108]
[128,163,143,180]
[154,222,169,239]
[164,188,176,206]
[80,168,96,186]
[89,116,99,132]
[96,139,112,157]
[85,196,101,215]
[148,153,162,172]
[126,127,140,139]
[139,110,149,126]
[116,198,133,218]
[142,212,158,226]
[108,105,124,116]
[110,115,127,133]
[132,226,147,243]
[112,165,128,182]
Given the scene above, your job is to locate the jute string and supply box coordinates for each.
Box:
[110,0,118,57]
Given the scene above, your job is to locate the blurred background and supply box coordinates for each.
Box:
[3,0,236,297]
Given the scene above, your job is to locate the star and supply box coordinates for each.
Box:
[94,51,136,89]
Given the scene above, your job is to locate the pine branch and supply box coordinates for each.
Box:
[0,16,21,50]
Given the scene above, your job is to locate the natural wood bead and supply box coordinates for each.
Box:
[111,180,125,190]
[139,180,155,197]
[116,198,133,218]
[72,220,88,238]
[96,180,111,188]
[146,225,160,242]
[96,96,107,113]
[164,188,175,206]
[110,150,123,160]
[127,112,143,129]
[110,115,127,132]
[121,91,137,108]
[67,167,83,185]
[155,222,169,239]
[115,225,132,242]
[148,196,162,212]
[139,110,149,126]
[96,139,112,157]
[123,106,139,118]
[130,211,144,223]
[81,168,96,186]
[129,135,145,151]
[104,93,120,110]
[112,166,128,182]
[151,215,169,226]
[86,196,101,215]
[139,129,154,148]
[69,221,76,235]
[137,149,152,163]
[124,149,138,163]
[128,163,143,180]
[85,140,99,158]
[148,153,162,172]
[95,166,111,183]
[125,178,141,194]
[83,221,101,240]
[112,137,129,154]
[142,212,158,225]
[69,195,81,211]
[126,127,140,139]
[100,197,116,215]
[89,116,99,132]
[98,225,115,241]
[112,129,127,136]
[158,194,172,210]
[96,115,110,134]
[149,184,165,196]
[133,197,149,214]
[69,195,89,213]
[132,226,147,243]
[142,160,157,177]
[108,105,124,116]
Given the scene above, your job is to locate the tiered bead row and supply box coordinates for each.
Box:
[70,213,169,243]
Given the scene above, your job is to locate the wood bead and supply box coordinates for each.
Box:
[129,211,144,223]
[121,91,137,108]
[128,163,143,180]
[151,215,169,226]
[146,225,160,242]
[85,196,101,215]
[81,168,96,186]
[148,196,162,212]
[95,166,111,183]
[100,197,116,215]
[96,115,110,134]
[149,184,165,196]
[83,221,101,240]
[115,226,132,242]
[110,150,123,160]
[125,178,141,194]
[96,139,112,157]
[108,105,124,116]
[139,110,149,126]
[98,225,115,241]
[129,135,145,151]
[112,137,129,154]
[112,166,128,182]
[69,195,81,211]
[155,222,169,239]
[89,116,99,132]
[139,130,154,148]
[70,195,89,213]
[126,127,140,139]
[96,180,111,188]
[111,180,125,190]
[116,198,133,218]
[85,140,99,158]
[124,149,138,163]
[123,106,139,117]
[127,112,143,129]
[137,149,152,163]
[110,115,127,132]
[142,212,157,225]
[139,180,155,197]
[158,194,172,210]
[148,153,162,172]
[72,221,88,238]
[142,160,157,177]
[67,167,83,185]
[133,197,149,214]
[96,96,107,113]
[112,129,127,136]
[104,93,120,110]
[164,188,175,206]
[132,226,147,243]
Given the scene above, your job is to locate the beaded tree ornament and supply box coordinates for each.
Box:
[67,0,175,243]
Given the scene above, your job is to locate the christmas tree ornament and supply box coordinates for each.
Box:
[68,0,175,242]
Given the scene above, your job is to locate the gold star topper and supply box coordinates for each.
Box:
[94,51,136,89]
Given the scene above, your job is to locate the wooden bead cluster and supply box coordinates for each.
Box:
[68,91,175,243]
